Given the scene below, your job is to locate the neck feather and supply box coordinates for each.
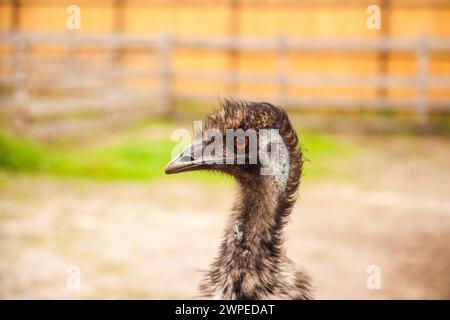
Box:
[200,173,296,299]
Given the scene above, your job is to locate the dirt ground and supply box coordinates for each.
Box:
[0,134,449,299]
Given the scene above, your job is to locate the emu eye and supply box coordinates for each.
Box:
[234,136,248,150]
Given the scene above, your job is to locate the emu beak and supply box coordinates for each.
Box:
[165,139,207,175]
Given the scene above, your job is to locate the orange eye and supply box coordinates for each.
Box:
[234,136,248,149]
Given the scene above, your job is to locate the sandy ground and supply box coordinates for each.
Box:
[0,134,449,299]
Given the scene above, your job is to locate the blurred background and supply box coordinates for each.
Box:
[0,0,449,299]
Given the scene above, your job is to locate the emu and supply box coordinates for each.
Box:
[165,100,313,300]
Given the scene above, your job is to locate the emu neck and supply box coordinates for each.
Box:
[211,176,289,298]
[228,177,281,254]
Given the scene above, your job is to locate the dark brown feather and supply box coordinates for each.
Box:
[198,100,313,300]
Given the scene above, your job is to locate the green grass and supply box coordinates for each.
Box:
[0,131,170,181]
[300,131,356,180]
[0,129,356,183]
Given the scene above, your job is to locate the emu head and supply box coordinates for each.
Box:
[165,100,301,192]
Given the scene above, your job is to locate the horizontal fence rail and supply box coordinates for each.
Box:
[1,32,450,122]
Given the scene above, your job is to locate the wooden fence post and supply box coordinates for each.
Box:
[227,0,241,97]
[227,37,239,99]
[416,34,429,124]
[276,35,288,106]
[65,30,76,91]
[12,34,30,132]
[107,37,121,97]
[157,32,174,116]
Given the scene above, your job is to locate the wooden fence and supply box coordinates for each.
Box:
[1,32,450,122]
